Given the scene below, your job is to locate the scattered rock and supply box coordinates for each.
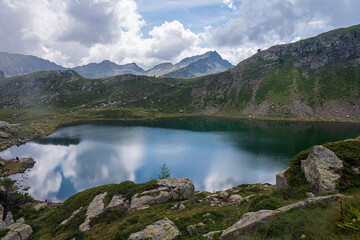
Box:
[186,222,207,236]
[352,167,359,174]
[2,222,33,240]
[60,207,83,226]
[107,195,129,209]
[157,177,195,199]
[128,218,181,240]
[34,202,48,211]
[301,146,343,192]
[218,191,230,200]
[203,230,224,240]
[5,212,14,226]
[229,194,244,204]
[220,194,344,240]
[178,203,186,210]
[276,168,289,190]
[79,192,107,232]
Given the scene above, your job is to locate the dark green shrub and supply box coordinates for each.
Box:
[248,195,278,212]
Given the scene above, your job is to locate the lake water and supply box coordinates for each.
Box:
[1,118,359,202]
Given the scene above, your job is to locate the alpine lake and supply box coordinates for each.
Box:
[1,117,359,202]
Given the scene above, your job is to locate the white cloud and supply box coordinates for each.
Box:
[222,0,236,10]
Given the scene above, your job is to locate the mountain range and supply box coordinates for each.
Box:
[0,24,359,122]
[0,51,234,79]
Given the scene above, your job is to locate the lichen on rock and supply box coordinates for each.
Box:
[301,145,343,192]
[128,218,181,240]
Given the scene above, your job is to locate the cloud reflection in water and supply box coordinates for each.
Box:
[0,123,292,202]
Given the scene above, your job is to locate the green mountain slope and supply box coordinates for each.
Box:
[0,24,359,122]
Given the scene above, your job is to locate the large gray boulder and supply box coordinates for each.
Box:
[220,194,343,240]
[301,146,343,192]
[157,177,194,199]
[276,168,289,190]
[130,195,155,210]
[128,218,181,240]
[2,221,33,240]
[107,195,129,209]
[79,192,107,232]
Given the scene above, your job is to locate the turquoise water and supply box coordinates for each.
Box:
[1,118,359,202]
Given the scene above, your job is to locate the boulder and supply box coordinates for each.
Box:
[5,212,14,226]
[130,195,155,210]
[20,157,35,168]
[2,222,33,240]
[220,194,344,240]
[218,191,230,200]
[276,168,289,190]
[107,195,129,209]
[34,203,48,211]
[178,203,186,210]
[301,146,343,192]
[0,221,6,231]
[79,192,107,232]
[229,195,244,204]
[128,218,181,240]
[157,177,194,199]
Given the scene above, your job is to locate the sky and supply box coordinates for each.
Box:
[0,0,359,69]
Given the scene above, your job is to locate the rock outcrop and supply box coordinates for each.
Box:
[128,218,181,240]
[79,192,107,232]
[205,191,244,207]
[1,219,33,240]
[4,212,14,226]
[301,146,343,192]
[107,195,129,209]
[129,177,195,210]
[157,177,195,199]
[276,168,289,190]
[60,207,82,226]
[220,194,344,240]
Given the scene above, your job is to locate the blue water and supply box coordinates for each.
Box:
[1,118,359,202]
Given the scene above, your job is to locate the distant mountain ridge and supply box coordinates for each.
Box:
[0,24,359,122]
[0,51,234,79]
[0,52,64,77]
[72,60,145,78]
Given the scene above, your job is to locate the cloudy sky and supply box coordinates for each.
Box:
[0,0,359,69]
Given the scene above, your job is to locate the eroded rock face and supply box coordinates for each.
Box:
[220,194,344,240]
[2,222,33,240]
[157,177,195,199]
[301,146,343,192]
[276,168,289,190]
[79,192,107,232]
[107,195,129,209]
[128,218,181,240]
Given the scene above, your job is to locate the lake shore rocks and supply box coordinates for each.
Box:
[128,218,181,240]
[301,145,343,192]
[219,194,344,240]
[0,205,33,240]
